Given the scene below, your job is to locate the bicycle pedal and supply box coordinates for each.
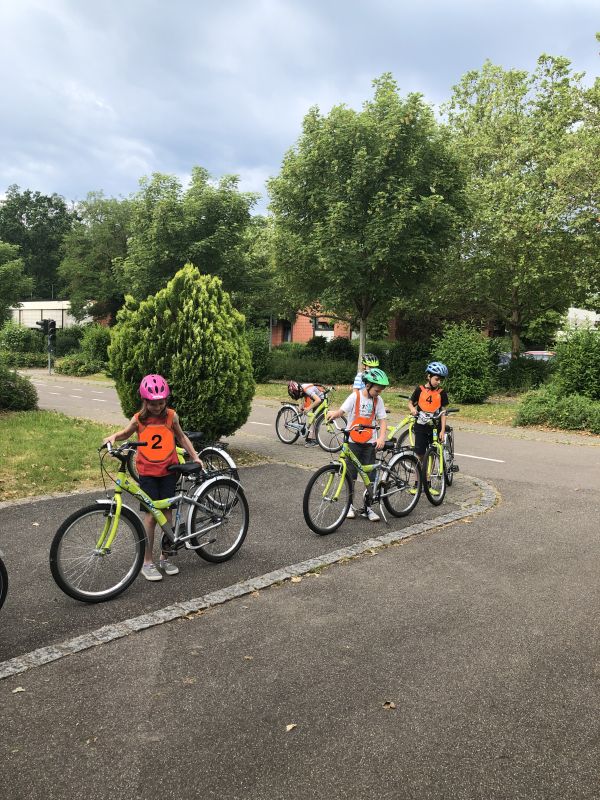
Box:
[451,465,460,472]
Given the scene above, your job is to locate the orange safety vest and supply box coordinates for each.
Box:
[417,385,442,414]
[134,408,178,477]
[349,389,377,444]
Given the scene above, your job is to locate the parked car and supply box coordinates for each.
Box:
[497,352,512,367]
[523,350,556,362]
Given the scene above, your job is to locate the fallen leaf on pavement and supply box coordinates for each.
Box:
[12,687,26,694]
[291,576,302,583]
[286,724,297,732]
[383,701,396,710]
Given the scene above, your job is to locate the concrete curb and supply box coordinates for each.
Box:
[0,476,497,681]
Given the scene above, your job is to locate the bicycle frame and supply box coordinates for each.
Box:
[323,440,382,502]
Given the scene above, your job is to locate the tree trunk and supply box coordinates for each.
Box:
[357,317,367,369]
[510,292,522,358]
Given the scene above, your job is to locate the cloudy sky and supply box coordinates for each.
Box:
[0,0,597,213]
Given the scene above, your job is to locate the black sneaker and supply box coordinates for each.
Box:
[304,438,318,447]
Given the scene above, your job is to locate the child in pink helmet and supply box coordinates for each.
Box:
[103,373,203,582]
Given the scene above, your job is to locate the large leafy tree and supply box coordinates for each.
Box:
[120,167,257,300]
[268,74,466,361]
[108,264,254,440]
[444,55,599,355]
[0,241,33,323]
[58,192,133,322]
[0,185,74,298]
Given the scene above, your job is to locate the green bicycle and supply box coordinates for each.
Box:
[276,387,347,453]
[50,441,249,603]
[302,425,422,535]
[420,408,460,506]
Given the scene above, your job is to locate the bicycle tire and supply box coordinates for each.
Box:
[276,405,301,444]
[189,477,249,563]
[126,448,140,482]
[0,556,7,610]
[199,445,240,481]
[443,430,455,486]
[397,426,415,450]
[50,504,146,603]
[303,463,352,535]
[315,413,347,453]
[382,452,422,517]
[422,446,447,506]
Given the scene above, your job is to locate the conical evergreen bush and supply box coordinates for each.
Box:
[109,264,254,440]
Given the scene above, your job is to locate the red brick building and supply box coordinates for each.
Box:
[270,313,351,347]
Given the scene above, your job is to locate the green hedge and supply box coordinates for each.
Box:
[269,353,356,385]
[432,324,493,403]
[494,357,554,393]
[0,365,38,410]
[0,350,48,368]
[515,386,600,434]
[0,322,44,353]
[55,354,104,376]
[553,329,600,400]
[245,327,272,382]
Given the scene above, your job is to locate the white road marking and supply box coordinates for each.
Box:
[92,398,106,403]
[49,392,60,395]
[70,395,83,399]
[249,421,271,426]
[455,452,505,463]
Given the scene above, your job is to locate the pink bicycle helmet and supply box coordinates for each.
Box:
[139,373,170,401]
[287,380,302,400]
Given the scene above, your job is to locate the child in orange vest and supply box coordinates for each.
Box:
[408,362,449,462]
[326,368,389,521]
[103,373,202,582]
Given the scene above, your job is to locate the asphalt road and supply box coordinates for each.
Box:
[2,371,599,799]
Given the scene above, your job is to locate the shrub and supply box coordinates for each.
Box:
[553,328,600,401]
[0,350,48,368]
[55,354,104,376]
[273,342,306,356]
[268,353,356,385]
[0,322,44,353]
[495,357,554,393]
[245,326,272,382]
[80,324,111,367]
[431,323,493,403]
[55,325,85,357]
[303,335,328,359]
[326,336,355,361]
[386,338,431,381]
[0,365,38,410]
[516,385,600,434]
[109,264,254,440]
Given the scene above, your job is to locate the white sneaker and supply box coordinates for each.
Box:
[361,507,380,522]
[159,558,179,576]
[141,563,163,581]
[346,505,356,519]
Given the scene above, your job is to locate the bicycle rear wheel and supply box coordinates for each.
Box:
[443,430,455,486]
[0,556,7,610]
[382,452,422,517]
[189,478,249,563]
[422,446,447,506]
[276,405,301,444]
[50,504,146,603]
[315,414,347,453]
[199,445,240,481]
[303,463,352,535]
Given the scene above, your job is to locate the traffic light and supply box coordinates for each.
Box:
[47,319,57,347]
[35,319,49,336]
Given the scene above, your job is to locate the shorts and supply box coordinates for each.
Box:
[138,473,178,511]
[414,423,436,456]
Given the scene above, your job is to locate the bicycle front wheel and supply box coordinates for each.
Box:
[190,478,249,563]
[303,463,352,535]
[382,452,422,517]
[443,430,455,486]
[276,405,301,444]
[315,414,347,453]
[0,557,7,610]
[199,445,240,481]
[422,446,447,506]
[50,504,146,603]
[126,448,140,481]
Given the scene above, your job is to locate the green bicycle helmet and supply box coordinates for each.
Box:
[363,367,389,387]
[362,352,379,368]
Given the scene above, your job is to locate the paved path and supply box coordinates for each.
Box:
[2,372,599,799]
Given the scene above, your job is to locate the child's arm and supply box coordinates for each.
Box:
[103,418,138,447]
[172,417,203,465]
